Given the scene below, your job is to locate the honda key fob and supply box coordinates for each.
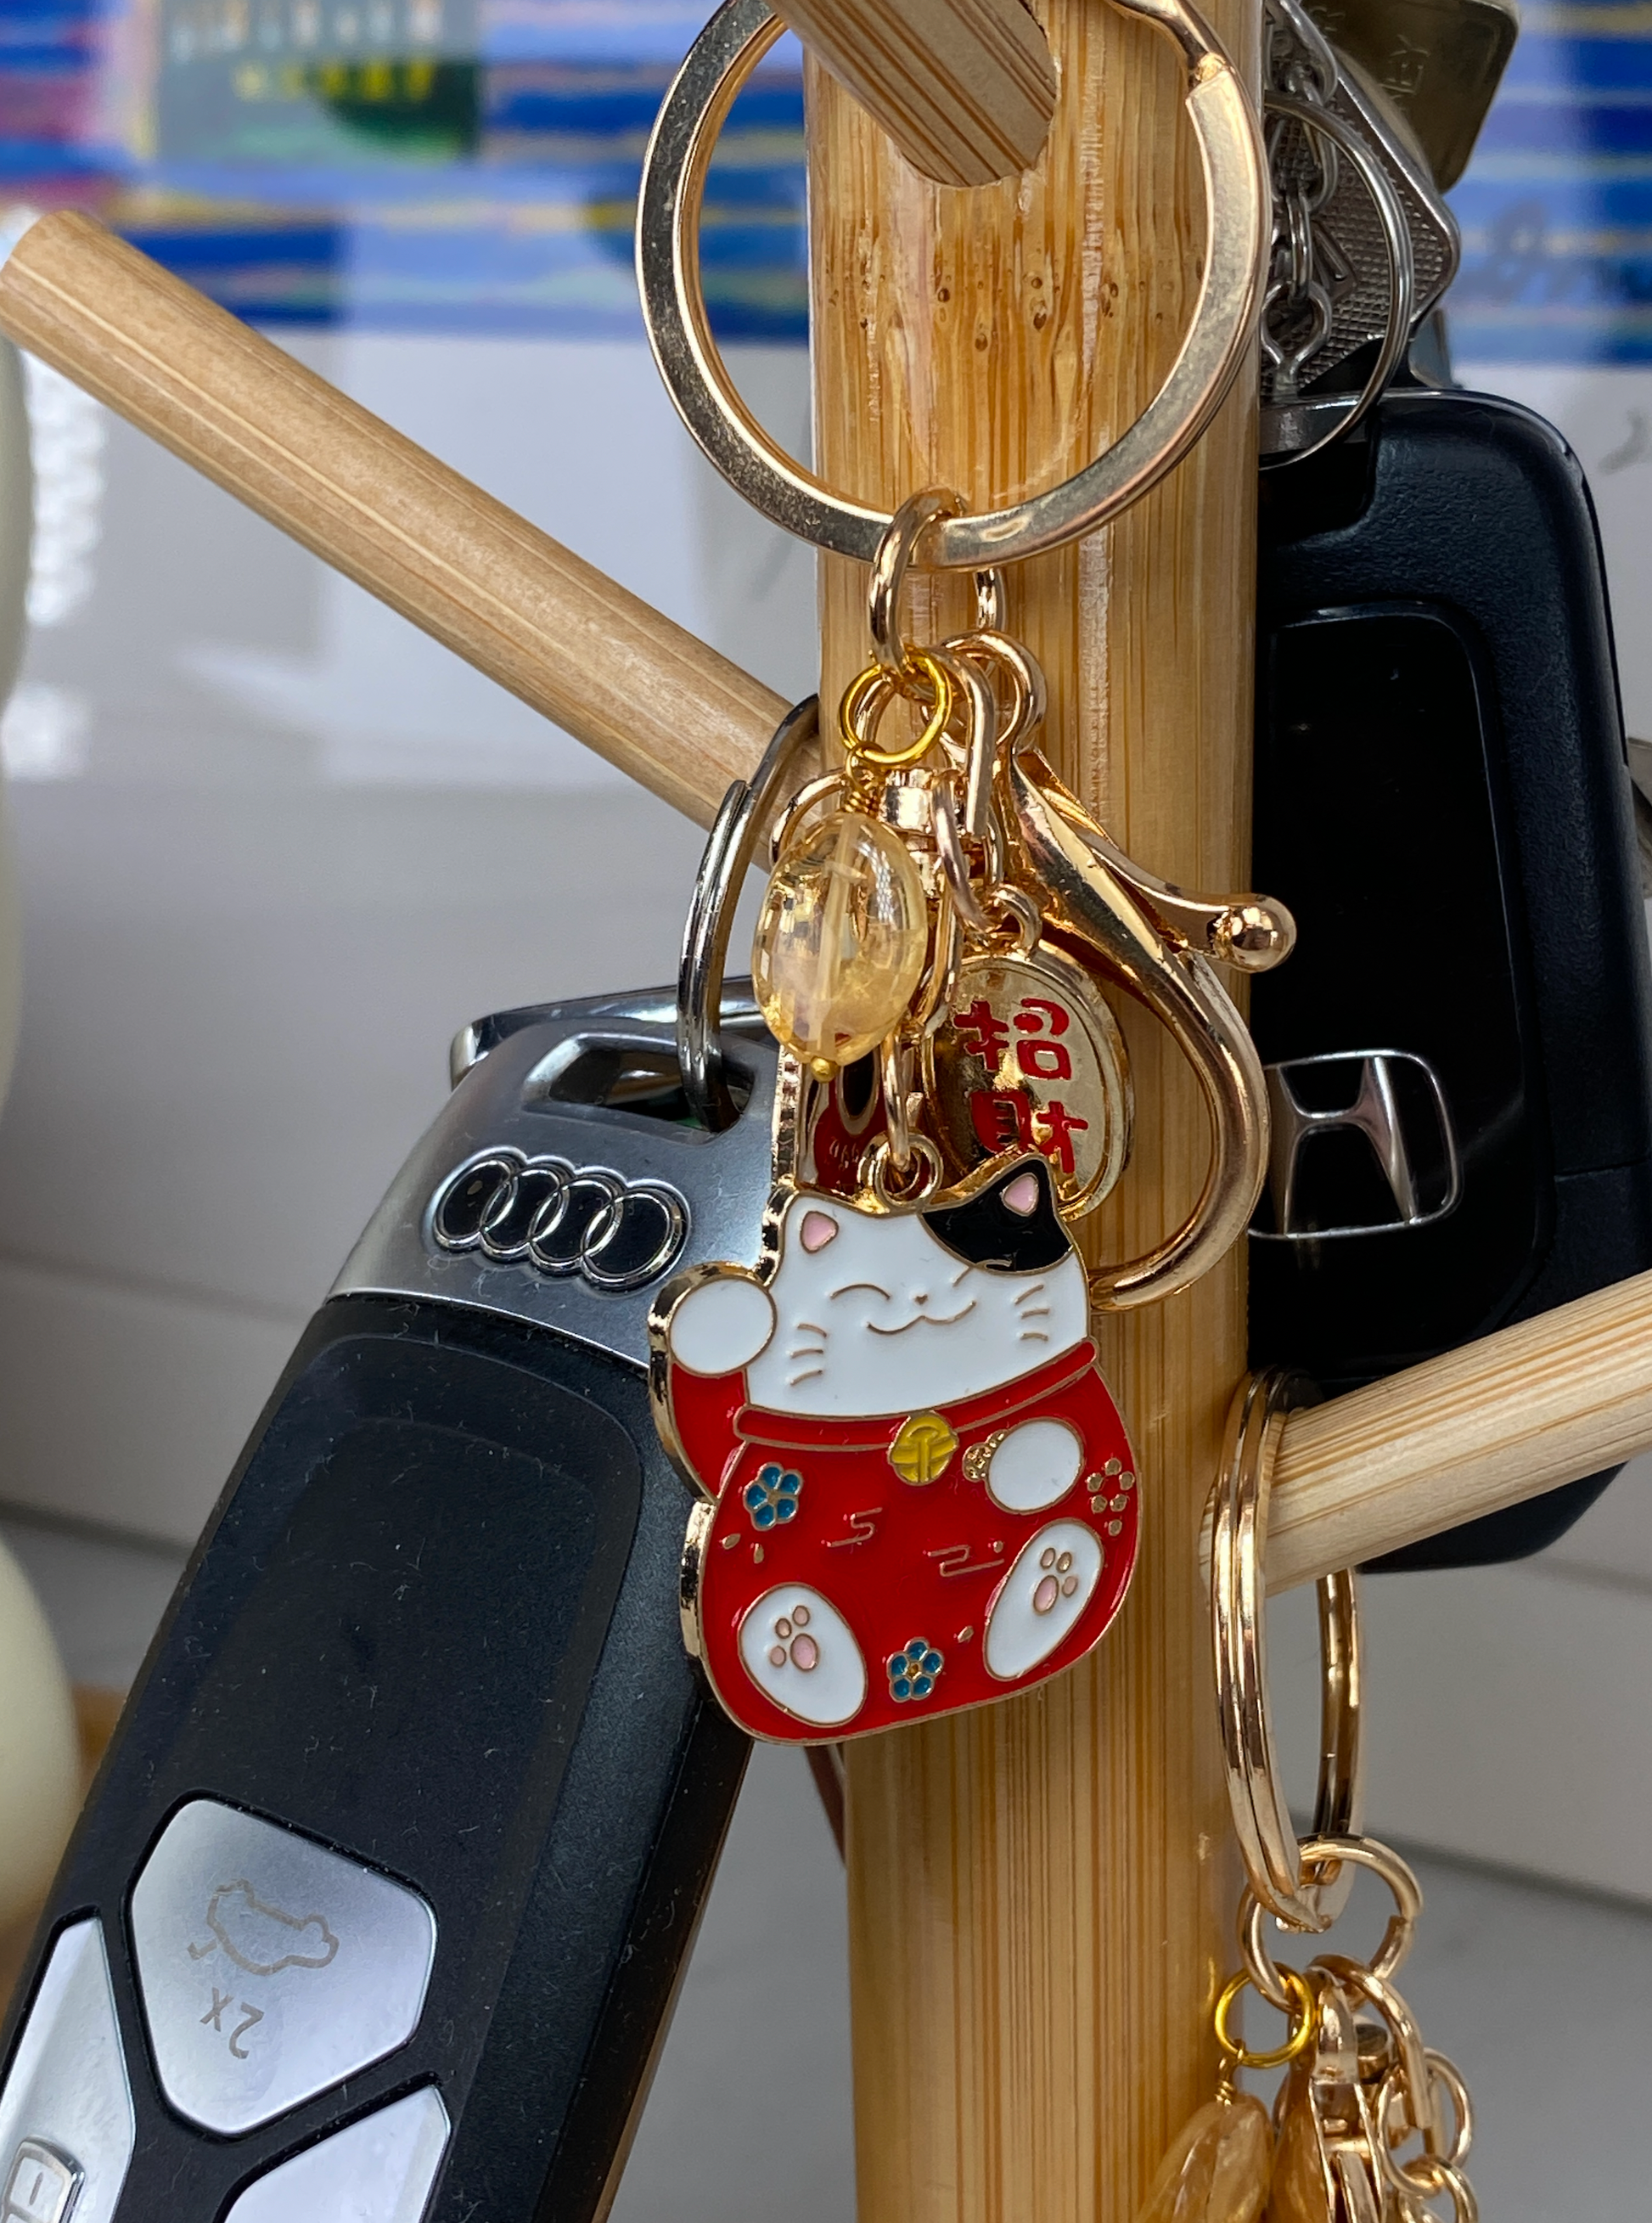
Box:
[1252,386,1652,1565]
[0,988,772,2223]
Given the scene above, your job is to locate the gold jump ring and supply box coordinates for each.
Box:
[840,652,956,768]
[1213,1967,1317,2070]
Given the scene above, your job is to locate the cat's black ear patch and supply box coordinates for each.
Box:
[921,1157,1070,1273]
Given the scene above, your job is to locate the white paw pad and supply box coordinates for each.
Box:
[737,1585,867,1726]
[984,1521,1104,1681]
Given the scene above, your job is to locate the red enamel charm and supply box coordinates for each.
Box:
[653,1155,1139,1743]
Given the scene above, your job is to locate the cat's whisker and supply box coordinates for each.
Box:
[1018,1328,1051,1344]
[1013,1280,1048,1308]
[787,1365,825,1386]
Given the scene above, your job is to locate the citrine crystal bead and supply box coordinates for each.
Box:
[752,809,929,1071]
[1134,2094,1273,2223]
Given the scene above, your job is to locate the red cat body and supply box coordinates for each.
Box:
[669,1336,1138,1742]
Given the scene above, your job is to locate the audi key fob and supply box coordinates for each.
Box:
[1252,386,1652,1564]
[0,988,769,2223]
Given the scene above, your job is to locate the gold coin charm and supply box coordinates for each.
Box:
[752,808,930,1075]
[923,940,1133,1216]
[888,1411,959,1485]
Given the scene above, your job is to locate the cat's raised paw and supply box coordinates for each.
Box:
[737,1585,867,1727]
[984,1521,1104,1681]
[667,1273,776,1375]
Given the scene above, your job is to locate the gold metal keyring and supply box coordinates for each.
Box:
[1213,1968,1318,2070]
[1211,1369,1363,1954]
[637,0,1268,568]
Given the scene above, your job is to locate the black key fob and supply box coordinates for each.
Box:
[0,988,769,2223]
[1252,386,1652,1566]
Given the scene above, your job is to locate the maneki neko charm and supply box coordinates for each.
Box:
[651,497,1295,1744]
[659,1151,1140,1740]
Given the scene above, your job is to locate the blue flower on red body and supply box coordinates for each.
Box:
[888,1640,944,1702]
[744,1463,802,1530]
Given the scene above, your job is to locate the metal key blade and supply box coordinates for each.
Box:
[1305,0,1518,188]
[1263,16,1459,405]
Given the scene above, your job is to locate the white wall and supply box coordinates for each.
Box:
[0,333,815,1542]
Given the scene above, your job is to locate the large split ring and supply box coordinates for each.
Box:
[677,694,819,1131]
[1211,1368,1364,1956]
[638,0,1268,568]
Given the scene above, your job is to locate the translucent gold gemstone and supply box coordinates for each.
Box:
[752,810,929,1068]
[1134,2094,1273,2223]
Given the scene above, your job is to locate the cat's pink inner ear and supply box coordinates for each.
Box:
[800,1209,840,1253]
[1003,1170,1042,1217]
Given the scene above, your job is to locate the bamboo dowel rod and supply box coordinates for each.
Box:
[811,0,1258,2214]
[1264,1263,1652,1592]
[774,0,1057,185]
[0,212,789,829]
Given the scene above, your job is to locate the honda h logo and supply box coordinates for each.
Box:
[1251,1050,1462,1242]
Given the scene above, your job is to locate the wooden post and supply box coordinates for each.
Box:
[806,1,1259,2216]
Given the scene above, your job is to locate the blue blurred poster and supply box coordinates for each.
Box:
[0,0,808,336]
[8,0,1652,363]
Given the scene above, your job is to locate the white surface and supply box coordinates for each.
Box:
[131,1801,435,2136]
[1272,1454,1652,1901]
[0,1518,183,1689]
[0,1537,76,1928]
[0,334,814,1545]
[222,2087,450,2223]
[0,1922,134,2223]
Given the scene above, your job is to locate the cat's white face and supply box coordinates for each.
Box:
[667,1158,1090,1417]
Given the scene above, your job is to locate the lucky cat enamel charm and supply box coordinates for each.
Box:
[653,1154,1138,1743]
[655,500,1290,1743]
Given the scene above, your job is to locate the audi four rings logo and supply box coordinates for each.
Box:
[430,1150,689,1292]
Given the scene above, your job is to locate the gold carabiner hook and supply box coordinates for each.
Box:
[1006,749,1294,1310]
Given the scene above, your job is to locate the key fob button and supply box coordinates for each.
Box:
[3,2143,81,2223]
[223,2087,450,2221]
[131,1801,435,2136]
[0,1921,133,2223]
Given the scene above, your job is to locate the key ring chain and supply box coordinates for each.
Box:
[638,0,1268,569]
[1259,92,1415,470]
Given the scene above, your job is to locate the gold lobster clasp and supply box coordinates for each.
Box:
[1007,747,1295,1310]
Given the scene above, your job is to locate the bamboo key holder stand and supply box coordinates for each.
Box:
[5,27,1652,2206]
